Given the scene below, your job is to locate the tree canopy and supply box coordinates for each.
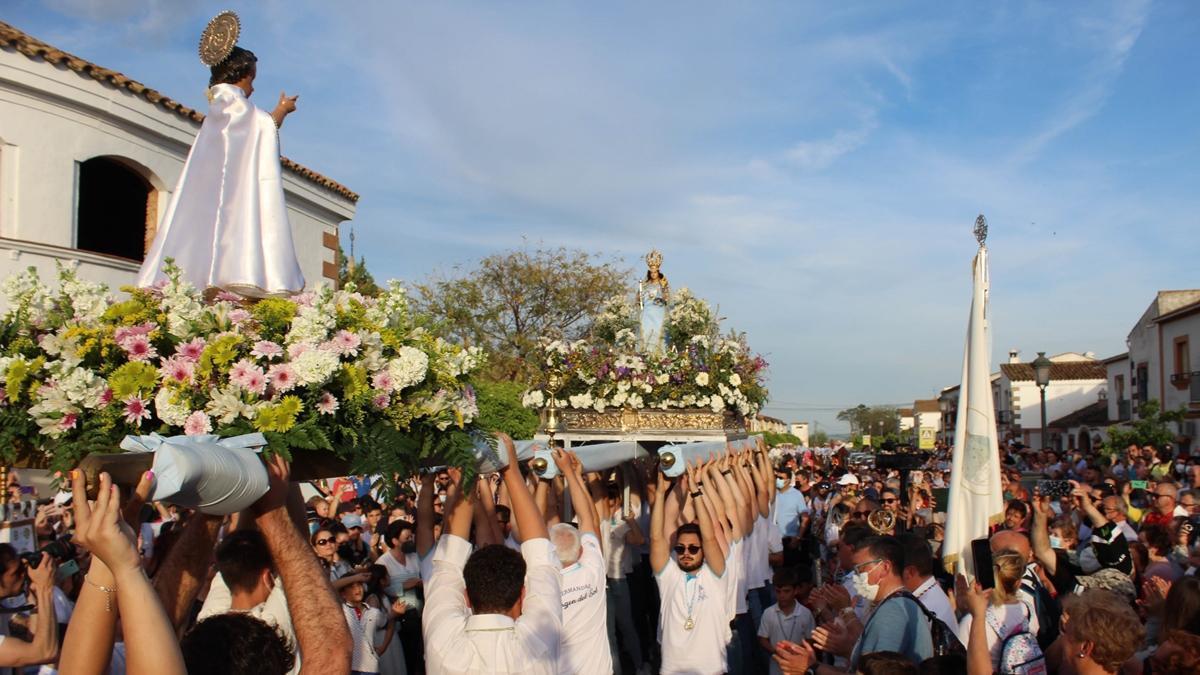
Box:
[412,246,628,381]
[1102,400,1185,456]
[337,245,382,297]
[836,404,901,440]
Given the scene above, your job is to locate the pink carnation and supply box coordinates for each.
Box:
[177,338,207,362]
[160,357,195,385]
[251,340,283,360]
[183,411,212,436]
[268,364,298,393]
[317,391,339,415]
[120,334,157,362]
[123,396,151,426]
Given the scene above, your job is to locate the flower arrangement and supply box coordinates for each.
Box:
[523,287,768,417]
[0,262,485,476]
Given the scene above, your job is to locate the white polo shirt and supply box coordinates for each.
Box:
[558,533,613,675]
[423,535,562,674]
[757,602,816,675]
[343,602,386,673]
[656,560,730,675]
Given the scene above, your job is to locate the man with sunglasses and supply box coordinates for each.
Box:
[651,464,729,675]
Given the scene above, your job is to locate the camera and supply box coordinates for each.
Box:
[19,535,76,568]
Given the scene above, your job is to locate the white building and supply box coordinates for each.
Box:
[898,408,914,432]
[789,422,810,447]
[997,352,1106,450]
[1104,352,1132,424]
[0,20,357,299]
[1120,291,1200,451]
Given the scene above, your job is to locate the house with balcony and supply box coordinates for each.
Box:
[1104,352,1132,423]
[0,21,357,302]
[1122,290,1200,451]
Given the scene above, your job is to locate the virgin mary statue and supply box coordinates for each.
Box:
[638,250,670,353]
[136,12,304,298]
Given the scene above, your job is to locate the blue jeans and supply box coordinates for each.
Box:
[606,577,642,675]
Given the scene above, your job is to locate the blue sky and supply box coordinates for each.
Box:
[8,1,1199,434]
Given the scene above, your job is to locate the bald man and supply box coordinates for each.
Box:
[1100,496,1138,542]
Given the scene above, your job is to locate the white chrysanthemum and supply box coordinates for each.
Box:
[522,389,546,408]
[593,398,607,413]
[386,346,429,391]
[154,388,191,427]
[728,373,742,387]
[628,393,644,409]
[709,395,725,413]
[292,348,341,387]
[56,366,108,409]
[568,392,594,409]
[695,372,710,386]
[287,303,336,346]
[612,391,629,407]
[655,373,669,385]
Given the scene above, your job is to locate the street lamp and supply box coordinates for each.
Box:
[1031,352,1053,450]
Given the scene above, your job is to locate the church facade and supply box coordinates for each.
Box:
[0,20,357,300]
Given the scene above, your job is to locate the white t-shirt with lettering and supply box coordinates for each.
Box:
[657,560,730,675]
[557,533,613,675]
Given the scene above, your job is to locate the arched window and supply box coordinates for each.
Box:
[76,157,157,261]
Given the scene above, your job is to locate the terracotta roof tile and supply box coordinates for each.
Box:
[0,20,359,203]
[999,361,1107,382]
[913,399,940,413]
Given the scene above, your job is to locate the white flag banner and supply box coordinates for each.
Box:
[943,243,1005,575]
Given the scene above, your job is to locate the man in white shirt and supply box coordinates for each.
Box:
[757,568,815,675]
[423,434,562,674]
[898,534,958,643]
[651,461,730,675]
[548,449,613,675]
[600,482,647,675]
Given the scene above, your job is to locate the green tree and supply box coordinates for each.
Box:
[759,431,804,447]
[1102,400,1186,456]
[337,245,382,296]
[413,246,628,381]
[837,404,900,440]
[473,380,540,440]
[809,429,830,447]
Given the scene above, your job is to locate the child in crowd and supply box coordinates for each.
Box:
[759,567,817,675]
[340,572,387,675]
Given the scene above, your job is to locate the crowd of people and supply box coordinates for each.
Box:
[0,434,1197,674]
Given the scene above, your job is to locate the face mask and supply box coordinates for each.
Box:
[1048,535,1063,549]
[927,539,940,552]
[1176,463,1186,474]
[851,568,880,602]
[776,478,787,490]
[400,541,417,554]
[438,495,447,504]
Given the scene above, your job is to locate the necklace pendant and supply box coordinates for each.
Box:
[684,617,695,630]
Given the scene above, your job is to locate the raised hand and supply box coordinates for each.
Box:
[26,553,57,594]
[275,92,298,116]
[551,448,572,474]
[71,471,140,575]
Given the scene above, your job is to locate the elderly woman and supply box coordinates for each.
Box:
[1053,589,1144,674]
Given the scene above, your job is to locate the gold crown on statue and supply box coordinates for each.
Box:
[645,249,664,269]
[198,10,241,66]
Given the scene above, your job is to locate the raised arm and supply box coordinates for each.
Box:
[499,434,547,541]
[253,456,352,675]
[69,472,182,675]
[416,472,437,558]
[749,450,771,518]
[0,552,58,668]
[689,461,726,576]
[650,468,672,573]
[1030,492,1057,575]
[706,457,746,541]
[555,450,599,538]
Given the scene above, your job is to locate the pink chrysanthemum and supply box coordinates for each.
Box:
[288,343,312,360]
[123,396,151,426]
[317,391,339,415]
[327,330,361,357]
[371,372,394,391]
[229,359,253,384]
[267,364,298,393]
[160,357,195,385]
[242,369,267,396]
[372,393,390,409]
[229,309,251,324]
[99,388,114,406]
[215,291,242,302]
[120,335,157,361]
[183,411,211,436]
[177,338,207,362]
[114,323,154,345]
[251,340,283,360]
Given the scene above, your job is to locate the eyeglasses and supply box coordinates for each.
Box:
[853,558,883,573]
[313,538,334,546]
[673,544,702,555]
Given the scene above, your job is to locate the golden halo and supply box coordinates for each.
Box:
[198,11,241,67]
[867,509,896,535]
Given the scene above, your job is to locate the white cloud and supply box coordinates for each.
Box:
[784,115,879,170]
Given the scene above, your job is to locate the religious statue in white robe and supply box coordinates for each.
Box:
[137,83,304,298]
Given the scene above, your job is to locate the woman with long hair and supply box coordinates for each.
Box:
[956,548,1037,672]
